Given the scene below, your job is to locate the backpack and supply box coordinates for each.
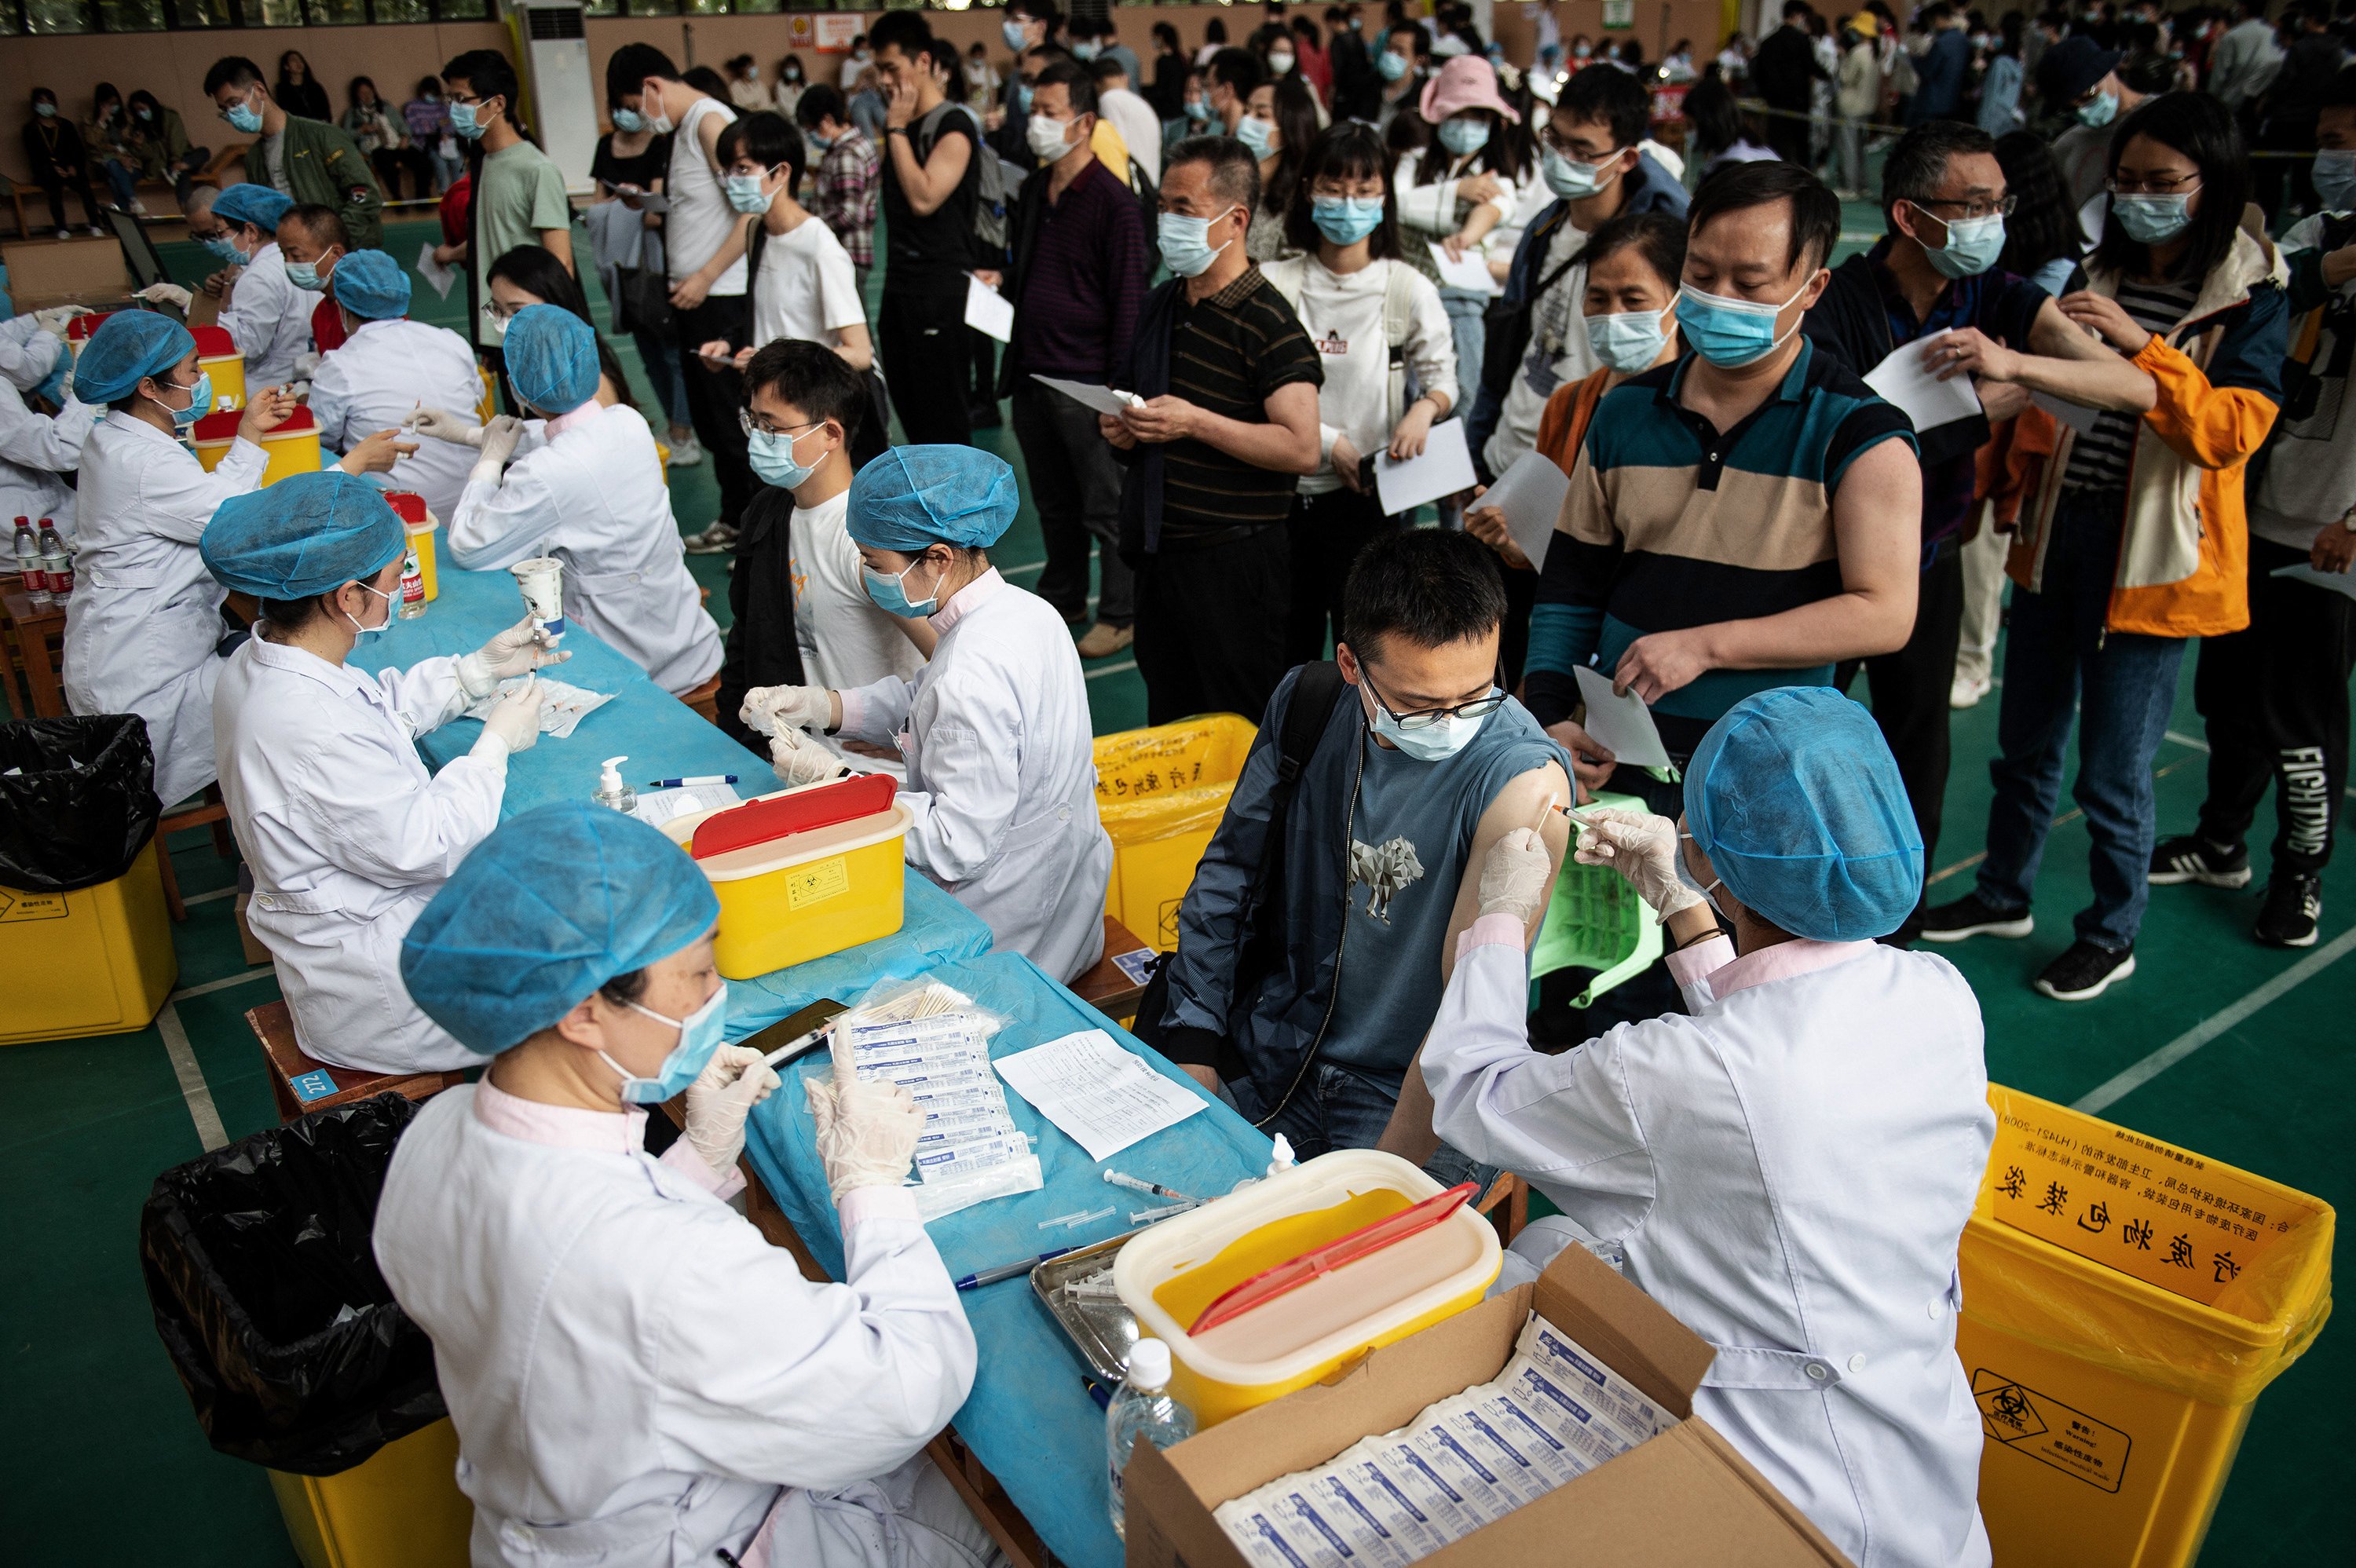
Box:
[913,101,1010,262]
[1479,213,1587,410]
[1260,256,1421,429]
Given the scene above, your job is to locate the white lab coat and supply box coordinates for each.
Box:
[213,636,504,1074]
[1423,919,1995,1568]
[445,402,723,696]
[64,412,266,806]
[837,570,1110,983]
[218,241,314,387]
[308,316,485,519]
[0,382,96,535]
[0,314,64,393]
[374,1083,986,1568]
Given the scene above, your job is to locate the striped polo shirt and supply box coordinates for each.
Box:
[1159,266,1325,543]
[1530,339,1916,746]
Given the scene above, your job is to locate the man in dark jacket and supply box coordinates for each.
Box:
[1907,4,1974,124]
[203,54,386,250]
[1751,2,1828,163]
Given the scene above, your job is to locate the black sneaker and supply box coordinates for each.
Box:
[2254,874,2322,948]
[1919,892,2034,943]
[2035,941,2137,1001]
[2149,834,2251,888]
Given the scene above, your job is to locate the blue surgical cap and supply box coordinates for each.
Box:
[847,446,1019,553]
[1685,687,1924,943]
[213,182,295,232]
[504,304,600,416]
[400,803,720,1056]
[330,248,410,320]
[76,310,195,404]
[201,471,406,599]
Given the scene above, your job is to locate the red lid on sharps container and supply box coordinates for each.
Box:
[382,492,427,524]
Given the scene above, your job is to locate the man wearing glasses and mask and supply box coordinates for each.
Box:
[1140,528,1571,1191]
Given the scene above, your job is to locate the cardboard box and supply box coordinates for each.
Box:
[1123,1245,1852,1568]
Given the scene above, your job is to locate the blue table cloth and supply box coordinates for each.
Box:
[742,951,1276,1568]
[348,561,993,1038]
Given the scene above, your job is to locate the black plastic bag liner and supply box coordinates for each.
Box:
[0,715,162,893]
[140,1094,445,1475]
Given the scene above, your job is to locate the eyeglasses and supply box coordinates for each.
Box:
[479,302,520,326]
[1913,193,2018,220]
[739,411,821,440]
[1537,126,1624,164]
[2107,172,2201,196]
[1360,667,1507,730]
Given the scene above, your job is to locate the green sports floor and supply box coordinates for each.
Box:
[1,212,2348,1563]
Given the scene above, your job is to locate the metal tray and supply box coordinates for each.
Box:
[1032,1229,1146,1385]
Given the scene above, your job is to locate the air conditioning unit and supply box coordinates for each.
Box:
[508,0,598,194]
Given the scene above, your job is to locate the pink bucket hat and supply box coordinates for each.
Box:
[1418,55,1521,125]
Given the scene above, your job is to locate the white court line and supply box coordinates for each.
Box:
[181,885,237,906]
[1084,660,1136,681]
[168,966,274,1003]
[1001,558,1046,577]
[155,1002,230,1153]
[2072,924,2356,1115]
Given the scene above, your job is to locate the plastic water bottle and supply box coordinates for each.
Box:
[397,539,426,619]
[38,521,71,603]
[13,516,47,606]
[1106,1339,1193,1541]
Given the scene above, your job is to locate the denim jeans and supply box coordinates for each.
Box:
[97,156,139,209]
[1437,285,1489,404]
[1974,494,2189,949]
[1227,1062,1498,1194]
[631,324,692,431]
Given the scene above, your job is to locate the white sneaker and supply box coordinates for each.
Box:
[129,200,151,217]
[668,432,705,468]
[53,228,71,241]
[1949,671,1991,710]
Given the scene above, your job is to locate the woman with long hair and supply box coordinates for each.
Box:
[1685,64,1777,174]
[1241,74,1323,261]
[276,50,331,122]
[81,81,141,212]
[484,244,637,415]
[125,88,208,208]
[1396,55,1527,393]
[345,76,428,201]
[1992,130,2087,297]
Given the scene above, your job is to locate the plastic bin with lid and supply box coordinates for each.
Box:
[384,491,437,601]
[660,781,913,980]
[1114,1149,1501,1427]
[1958,1085,2333,1568]
[1093,715,1257,950]
[193,405,323,486]
[192,322,245,411]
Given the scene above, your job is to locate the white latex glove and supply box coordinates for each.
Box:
[469,415,525,484]
[457,616,569,698]
[683,1044,781,1179]
[475,675,543,757]
[769,727,849,786]
[740,682,834,736]
[1572,806,1703,919]
[405,404,486,447]
[1476,828,1555,923]
[38,302,95,333]
[806,1073,921,1201]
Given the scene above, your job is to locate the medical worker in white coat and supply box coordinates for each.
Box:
[305,250,484,518]
[424,303,723,696]
[376,802,1004,1568]
[192,183,314,388]
[63,311,294,806]
[203,471,562,1075]
[1421,686,1994,1568]
[0,331,97,533]
[741,447,1113,983]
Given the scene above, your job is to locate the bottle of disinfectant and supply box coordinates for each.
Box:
[1106,1338,1194,1540]
[593,756,638,816]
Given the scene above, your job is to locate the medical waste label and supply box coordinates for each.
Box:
[785,858,849,909]
[1973,1369,2131,1493]
[0,890,68,922]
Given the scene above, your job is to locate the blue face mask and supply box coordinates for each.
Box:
[1377,50,1410,81]
[225,93,264,134]
[1312,195,1385,246]
[610,107,646,133]
[1370,692,1495,762]
[284,254,335,291]
[341,579,395,642]
[724,172,774,214]
[2314,149,2356,213]
[1002,18,1029,51]
[748,424,820,489]
[1437,116,1491,156]
[1184,100,1211,122]
[1585,305,1672,373]
[205,233,253,267]
[1235,115,1277,160]
[1542,145,1624,200]
[863,555,942,618]
[604,984,729,1106]
[2076,88,2118,128]
[1073,41,1100,60]
[1676,279,1809,368]
[1916,208,2006,280]
[35,102,58,119]
[1158,209,1235,278]
[1015,82,1034,114]
[2112,192,2194,244]
[450,100,488,140]
[804,128,833,152]
[150,368,214,428]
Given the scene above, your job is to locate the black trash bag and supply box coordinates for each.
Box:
[139,1093,445,1475]
[0,714,162,893]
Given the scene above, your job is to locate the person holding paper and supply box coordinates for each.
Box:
[1922,93,2287,1001]
[1392,55,1525,397]
[695,112,873,373]
[1421,687,1994,1568]
[1802,120,2159,938]
[379,803,1004,1568]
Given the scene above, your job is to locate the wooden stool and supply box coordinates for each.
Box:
[1070,913,1155,1026]
[155,784,238,922]
[1,584,68,719]
[248,1000,469,1124]
[678,671,722,724]
[1476,1171,1529,1246]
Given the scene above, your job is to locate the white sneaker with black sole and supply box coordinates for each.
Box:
[2034,941,2136,1001]
[2148,834,2252,888]
[1918,891,2035,942]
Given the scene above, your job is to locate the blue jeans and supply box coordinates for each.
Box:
[1227,1061,1498,1194]
[632,325,692,430]
[97,157,139,209]
[1975,494,2189,949]
[1437,285,1489,404]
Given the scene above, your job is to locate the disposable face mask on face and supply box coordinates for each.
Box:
[724,171,776,214]
[285,251,337,292]
[1378,51,1410,81]
[1312,195,1385,247]
[610,107,646,133]
[35,102,57,119]
[1269,50,1296,74]
[342,580,395,641]
[204,234,252,266]
[1438,116,1491,156]
[1919,208,2006,279]
[2113,191,2193,243]
[1185,100,1211,122]
[1074,42,1102,61]
[1026,113,1077,162]
[1676,277,1810,368]
[2076,88,2118,127]
[1003,19,1029,50]
[864,556,942,617]
[225,93,264,133]
[2314,149,2356,213]
[1584,305,1673,372]
[1015,82,1035,114]
[1158,208,1235,277]
[1235,115,1277,160]
[1542,145,1622,199]
[748,424,821,488]
[450,101,487,140]
[642,87,674,136]
[1369,690,1496,762]
[1432,35,1469,58]
[603,985,729,1106]
[148,369,214,428]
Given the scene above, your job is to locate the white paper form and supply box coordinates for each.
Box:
[2273,561,2356,601]
[1373,417,1478,516]
[1571,664,1671,770]
[1426,240,1502,295]
[1863,330,1984,433]
[964,273,1015,343]
[1030,373,1143,418]
[993,1027,1206,1160]
[415,240,458,301]
[2032,389,2102,436]
[633,782,741,830]
[1481,448,1573,570]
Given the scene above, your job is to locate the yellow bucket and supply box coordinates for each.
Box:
[1093,715,1257,949]
[1959,1087,2333,1567]
[382,493,438,601]
[191,406,324,485]
[660,794,912,980]
[267,1418,471,1568]
[1114,1150,1501,1426]
[0,839,177,1045]
[192,324,245,411]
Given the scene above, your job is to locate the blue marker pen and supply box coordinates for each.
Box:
[648,773,739,788]
[953,1247,1077,1291]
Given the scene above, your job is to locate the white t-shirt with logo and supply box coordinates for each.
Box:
[752,214,869,350]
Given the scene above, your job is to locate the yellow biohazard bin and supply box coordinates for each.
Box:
[1959,1086,2333,1568]
[0,838,177,1045]
[267,1417,472,1568]
[1093,715,1257,950]
[660,796,913,980]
